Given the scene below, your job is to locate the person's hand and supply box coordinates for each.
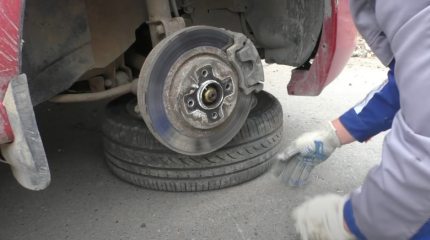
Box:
[292,194,357,240]
[271,121,341,186]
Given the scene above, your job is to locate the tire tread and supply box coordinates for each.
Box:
[102,91,283,192]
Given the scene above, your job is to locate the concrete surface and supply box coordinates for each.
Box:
[0,57,389,240]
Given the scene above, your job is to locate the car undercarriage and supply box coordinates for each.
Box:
[0,0,357,190]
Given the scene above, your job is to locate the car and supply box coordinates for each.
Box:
[0,0,357,191]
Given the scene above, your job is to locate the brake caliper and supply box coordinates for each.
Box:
[226,32,265,95]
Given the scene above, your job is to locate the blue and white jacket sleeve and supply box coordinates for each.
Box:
[338,60,399,143]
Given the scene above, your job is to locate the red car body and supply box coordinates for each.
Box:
[287,0,358,96]
[0,0,22,144]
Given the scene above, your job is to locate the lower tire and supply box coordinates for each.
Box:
[102,90,283,192]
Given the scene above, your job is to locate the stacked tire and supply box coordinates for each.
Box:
[102,90,283,192]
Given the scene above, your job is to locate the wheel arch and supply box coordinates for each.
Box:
[182,0,325,67]
[243,0,324,67]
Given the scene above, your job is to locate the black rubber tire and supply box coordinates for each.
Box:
[102,90,283,192]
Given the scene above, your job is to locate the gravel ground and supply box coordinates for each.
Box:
[352,35,375,58]
[0,56,388,240]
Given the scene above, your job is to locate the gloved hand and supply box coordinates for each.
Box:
[272,121,341,186]
[292,194,357,240]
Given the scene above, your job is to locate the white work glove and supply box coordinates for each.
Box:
[292,194,358,240]
[272,121,341,186]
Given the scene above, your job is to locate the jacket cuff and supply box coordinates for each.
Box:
[339,109,372,143]
[344,199,368,240]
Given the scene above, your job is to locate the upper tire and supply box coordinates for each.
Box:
[102,90,283,192]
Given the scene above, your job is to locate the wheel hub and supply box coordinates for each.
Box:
[183,65,235,126]
[164,46,238,130]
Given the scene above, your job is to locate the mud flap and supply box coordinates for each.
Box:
[1,74,50,190]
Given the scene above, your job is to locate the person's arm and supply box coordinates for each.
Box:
[330,118,355,145]
[273,60,399,187]
[337,60,399,144]
[344,2,430,240]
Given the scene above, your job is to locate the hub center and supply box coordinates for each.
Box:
[196,80,224,110]
[203,86,218,104]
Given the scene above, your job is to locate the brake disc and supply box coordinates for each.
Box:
[138,26,263,155]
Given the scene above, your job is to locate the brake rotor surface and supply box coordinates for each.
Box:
[138,26,253,155]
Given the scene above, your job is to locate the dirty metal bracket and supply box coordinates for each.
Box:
[145,0,186,47]
[1,74,50,191]
[147,17,186,39]
[226,32,264,95]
